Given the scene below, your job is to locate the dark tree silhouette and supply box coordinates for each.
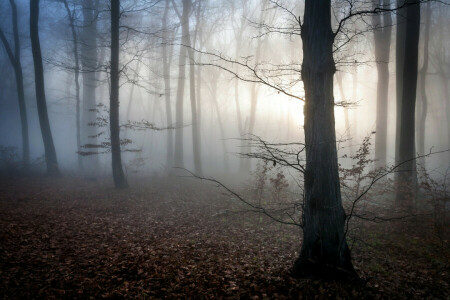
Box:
[30,0,59,176]
[61,0,82,171]
[291,0,355,278]
[0,0,29,168]
[110,0,128,188]
[396,0,421,208]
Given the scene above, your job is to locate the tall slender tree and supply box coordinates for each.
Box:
[416,2,431,169]
[30,0,59,176]
[173,0,189,168]
[110,0,128,188]
[61,0,82,171]
[0,0,30,168]
[162,0,174,169]
[184,0,203,175]
[373,0,392,169]
[395,0,406,166]
[81,0,99,174]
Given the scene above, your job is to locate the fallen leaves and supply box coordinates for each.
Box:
[0,176,448,299]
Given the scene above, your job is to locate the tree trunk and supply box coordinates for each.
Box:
[110,0,128,189]
[174,0,189,168]
[0,0,30,169]
[416,2,431,169]
[373,0,392,170]
[162,0,174,169]
[62,0,82,171]
[396,0,420,209]
[336,73,354,157]
[30,0,59,176]
[185,0,202,175]
[81,0,99,174]
[395,0,406,166]
[292,0,355,278]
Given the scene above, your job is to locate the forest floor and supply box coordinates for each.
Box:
[0,175,449,299]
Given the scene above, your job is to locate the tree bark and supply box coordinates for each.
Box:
[373,0,392,169]
[0,0,30,169]
[30,0,59,176]
[110,0,128,189]
[396,0,420,209]
[292,0,355,278]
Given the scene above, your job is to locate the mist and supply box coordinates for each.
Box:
[0,0,449,298]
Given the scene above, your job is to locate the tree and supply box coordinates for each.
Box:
[162,0,174,169]
[173,0,189,168]
[110,0,128,188]
[396,0,421,209]
[395,0,406,167]
[373,0,392,169]
[30,0,60,176]
[184,0,203,175]
[81,0,99,174]
[0,0,30,168]
[171,0,202,174]
[292,0,355,277]
[61,0,82,171]
[416,2,431,168]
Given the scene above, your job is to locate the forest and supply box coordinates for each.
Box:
[0,0,449,298]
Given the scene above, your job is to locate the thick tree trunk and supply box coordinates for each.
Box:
[416,2,431,169]
[162,0,174,169]
[396,0,420,209]
[110,0,128,189]
[373,0,392,169]
[30,0,59,176]
[0,0,30,169]
[293,0,354,278]
[62,0,82,171]
[81,0,99,174]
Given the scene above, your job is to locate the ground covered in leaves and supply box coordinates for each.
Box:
[0,176,448,299]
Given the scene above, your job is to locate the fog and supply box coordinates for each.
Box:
[1,0,450,296]
[0,0,449,183]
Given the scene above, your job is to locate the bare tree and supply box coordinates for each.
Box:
[162,0,174,169]
[81,0,100,174]
[373,0,392,169]
[30,0,59,176]
[395,0,406,166]
[291,0,355,277]
[172,0,202,174]
[61,0,82,171]
[0,0,29,168]
[110,0,128,188]
[416,1,431,168]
